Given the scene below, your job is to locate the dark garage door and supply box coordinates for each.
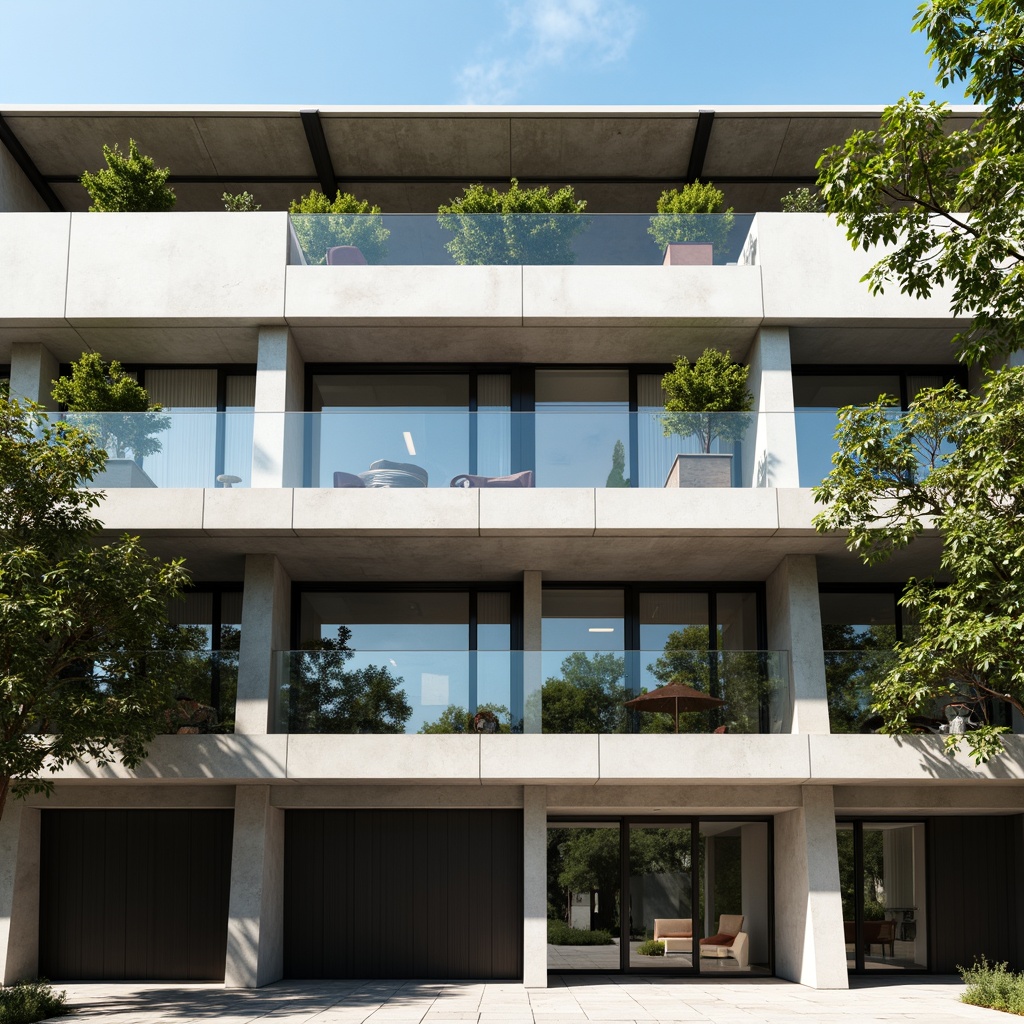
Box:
[39,809,233,981]
[284,809,523,979]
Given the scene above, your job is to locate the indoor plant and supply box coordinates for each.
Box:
[649,180,735,265]
[660,348,753,487]
[51,353,169,487]
[437,178,588,265]
[288,188,390,265]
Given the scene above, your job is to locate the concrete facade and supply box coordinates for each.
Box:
[0,104,1019,995]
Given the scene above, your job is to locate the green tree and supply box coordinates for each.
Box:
[605,439,630,488]
[660,348,753,453]
[816,1,1024,366]
[437,178,588,265]
[537,651,628,734]
[780,187,824,212]
[813,372,1024,762]
[80,138,175,212]
[283,627,412,734]
[0,394,189,822]
[222,190,260,211]
[649,180,735,256]
[51,352,169,460]
[288,189,390,264]
[419,702,513,734]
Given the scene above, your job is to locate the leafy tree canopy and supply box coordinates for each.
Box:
[288,189,390,265]
[80,139,175,213]
[649,180,735,253]
[537,651,628,734]
[780,187,824,212]
[223,190,260,211]
[817,0,1024,365]
[0,394,189,821]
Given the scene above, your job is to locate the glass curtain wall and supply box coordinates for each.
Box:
[837,822,928,972]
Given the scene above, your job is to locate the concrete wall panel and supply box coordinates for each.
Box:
[293,489,480,535]
[0,214,70,322]
[480,735,600,784]
[286,735,482,782]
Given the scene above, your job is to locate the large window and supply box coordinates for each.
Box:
[547,817,772,975]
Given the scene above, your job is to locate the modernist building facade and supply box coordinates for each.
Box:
[0,104,1022,990]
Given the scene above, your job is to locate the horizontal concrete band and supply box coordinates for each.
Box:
[90,486,871,537]
[0,213,964,328]
[42,733,1024,786]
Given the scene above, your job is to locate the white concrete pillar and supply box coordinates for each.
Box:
[743,326,799,487]
[236,554,291,735]
[251,326,304,488]
[773,785,847,989]
[9,342,58,410]
[523,570,543,734]
[767,554,830,734]
[0,802,40,984]
[523,785,547,987]
[224,785,284,988]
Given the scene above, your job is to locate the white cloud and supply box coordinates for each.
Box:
[457,0,640,104]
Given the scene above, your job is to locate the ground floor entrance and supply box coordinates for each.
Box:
[547,817,772,976]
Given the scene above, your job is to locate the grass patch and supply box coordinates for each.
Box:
[547,919,614,946]
[0,980,67,1024]
[961,957,1024,1015]
[636,939,665,956]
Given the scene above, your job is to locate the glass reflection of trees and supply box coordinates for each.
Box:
[824,623,900,734]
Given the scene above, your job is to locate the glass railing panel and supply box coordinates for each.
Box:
[274,649,788,735]
[87,649,237,734]
[287,214,755,267]
[58,411,254,489]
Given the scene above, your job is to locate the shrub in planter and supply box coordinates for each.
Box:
[780,187,824,212]
[52,353,169,460]
[288,189,390,264]
[546,919,614,946]
[636,939,666,956]
[660,348,753,453]
[960,957,1024,1014]
[223,190,260,211]
[438,178,588,265]
[649,180,734,259]
[80,139,175,212]
[0,979,67,1024]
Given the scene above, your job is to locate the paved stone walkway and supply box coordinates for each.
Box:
[43,976,1007,1024]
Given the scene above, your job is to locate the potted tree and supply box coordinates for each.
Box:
[660,348,752,487]
[437,178,588,265]
[288,189,390,265]
[80,139,176,211]
[52,353,169,488]
[649,180,735,265]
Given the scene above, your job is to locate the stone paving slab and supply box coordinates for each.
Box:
[38,976,1009,1024]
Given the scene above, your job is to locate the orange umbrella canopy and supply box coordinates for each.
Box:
[623,682,725,733]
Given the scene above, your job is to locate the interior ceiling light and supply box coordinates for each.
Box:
[588,627,614,632]
[403,431,416,455]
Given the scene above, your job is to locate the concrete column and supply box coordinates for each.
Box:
[251,326,304,487]
[9,342,58,409]
[0,802,40,984]
[224,785,284,988]
[767,554,830,734]
[743,326,799,487]
[236,554,291,735]
[523,571,543,734]
[773,785,847,989]
[523,785,547,987]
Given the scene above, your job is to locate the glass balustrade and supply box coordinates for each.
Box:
[272,649,789,736]
[287,213,755,267]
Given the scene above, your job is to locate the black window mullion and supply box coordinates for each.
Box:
[468,593,478,715]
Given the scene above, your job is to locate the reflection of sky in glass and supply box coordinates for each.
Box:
[534,406,629,488]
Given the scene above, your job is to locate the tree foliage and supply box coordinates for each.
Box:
[222,190,260,211]
[812,370,1024,762]
[780,187,824,212]
[605,439,630,488]
[419,702,513,734]
[288,189,390,264]
[51,352,169,459]
[660,348,753,452]
[0,394,190,822]
[649,180,735,254]
[283,627,412,734]
[536,651,628,734]
[817,1,1024,365]
[437,178,588,265]
[80,138,175,213]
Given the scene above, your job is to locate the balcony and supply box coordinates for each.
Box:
[271,649,789,736]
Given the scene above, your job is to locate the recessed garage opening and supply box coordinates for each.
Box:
[39,809,233,981]
[284,809,523,979]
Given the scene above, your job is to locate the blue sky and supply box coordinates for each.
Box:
[0,0,967,107]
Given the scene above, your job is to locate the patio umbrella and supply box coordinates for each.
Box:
[623,681,725,733]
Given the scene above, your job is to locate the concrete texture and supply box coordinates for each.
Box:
[0,145,49,213]
[744,327,799,488]
[0,215,69,322]
[251,326,304,488]
[44,976,1006,1023]
[767,555,830,734]
[224,785,285,988]
[237,554,290,734]
[773,786,848,989]
[0,802,40,983]
[8,341,58,407]
[523,786,547,988]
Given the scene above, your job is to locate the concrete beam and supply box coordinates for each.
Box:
[0,802,40,984]
[224,785,284,988]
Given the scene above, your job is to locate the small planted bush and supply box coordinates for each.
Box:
[81,139,175,212]
[288,189,389,264]
[649,180,734,257]
[547,919,614,946]
[636,939,665,956]
[780,187,824,212]
[0,979,67,1024]
[222,190,260,211]
[960,957,1024,1015]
